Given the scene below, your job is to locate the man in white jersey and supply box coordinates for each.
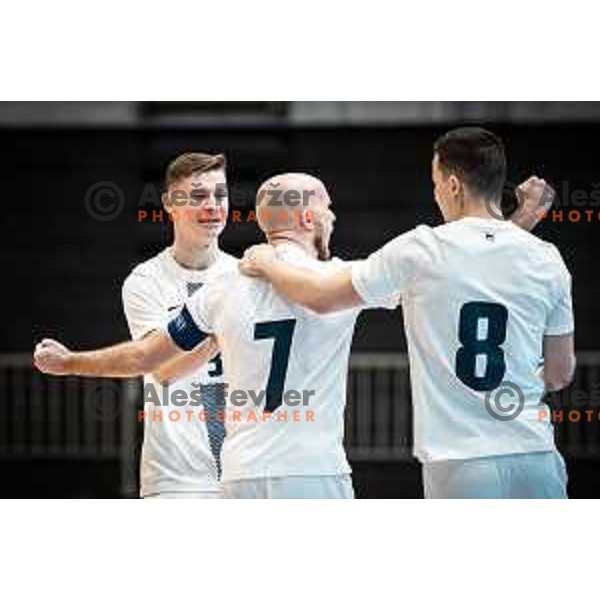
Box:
[121,153,236,498]
[35,173,391,498]
[239,128,576,499]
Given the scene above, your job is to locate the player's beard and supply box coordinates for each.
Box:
[314,220,331,261]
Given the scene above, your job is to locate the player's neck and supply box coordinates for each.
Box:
[267,232,318,258]
[170,239,220,270]
[460,197,498,221]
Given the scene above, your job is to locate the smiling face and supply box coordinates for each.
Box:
[163,168,229,246]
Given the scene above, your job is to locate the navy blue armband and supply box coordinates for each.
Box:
[167,306,209,351]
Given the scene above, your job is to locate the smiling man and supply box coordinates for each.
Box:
[121,153,237,499]
[34,173,374,498]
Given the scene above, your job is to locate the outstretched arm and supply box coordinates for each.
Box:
[239,245,363,314]
[33,330,215,378]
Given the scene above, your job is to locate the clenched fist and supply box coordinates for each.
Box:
[34,338,73,376]
[239,244,277,278]
[512,176,556,231]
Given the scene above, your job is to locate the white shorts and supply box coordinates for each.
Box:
[422,450,568,499]
[143,491,221,499]
[222,475,354,499]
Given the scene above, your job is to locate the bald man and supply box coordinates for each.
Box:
[34,173,391,499]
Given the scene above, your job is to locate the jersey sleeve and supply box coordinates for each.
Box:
[340,260,398,310]
[122,271,165,341]
[351,226,431,309]
[166,284,216,351]
[545,248,575,336]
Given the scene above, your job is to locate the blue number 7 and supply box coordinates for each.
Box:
[254,319,296,413]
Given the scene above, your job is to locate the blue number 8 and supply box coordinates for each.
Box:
[455,302,508,391]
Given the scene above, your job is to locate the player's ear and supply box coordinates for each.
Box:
[449,174,461,198]
[299,208,315,231]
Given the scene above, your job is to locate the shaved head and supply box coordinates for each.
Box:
[255,172,335,260]
[256,172,329,233]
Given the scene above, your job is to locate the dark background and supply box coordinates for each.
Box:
[1,101,598,497]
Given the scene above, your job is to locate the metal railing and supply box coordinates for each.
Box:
[346,352,600,460]
[0,354,139,459]
[346,353,412,461]
[2,352,599,490]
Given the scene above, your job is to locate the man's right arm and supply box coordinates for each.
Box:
[34,330,185,377]
[240,245,362,314]
[34,303,215,378]
[240,229,424,314]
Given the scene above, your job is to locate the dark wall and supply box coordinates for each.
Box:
[3,124,597,353]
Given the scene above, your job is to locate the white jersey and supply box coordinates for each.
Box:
[167,244,387,483]
[352,217,574,462]
[122,247,238,497]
